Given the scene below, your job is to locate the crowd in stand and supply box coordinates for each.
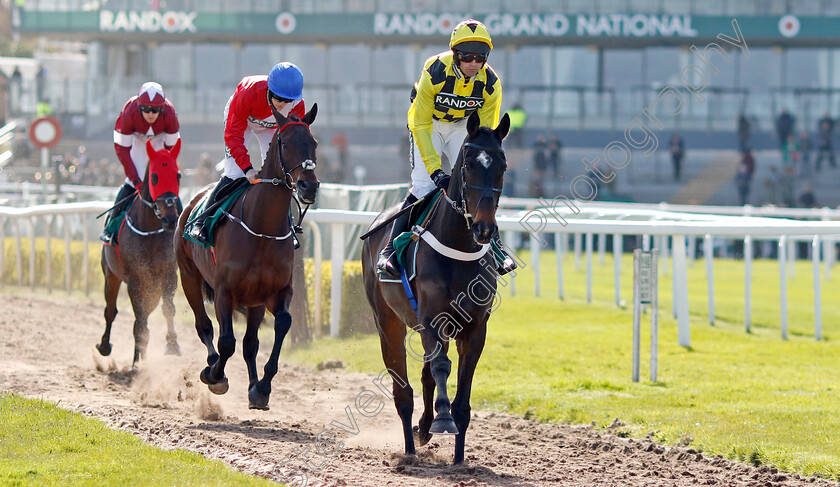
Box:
[734,110,834,208]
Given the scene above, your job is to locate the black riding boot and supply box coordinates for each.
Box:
[99,183,136,243]
[494,233,517,277]
[190,176,235,245]
[377,194,418,278]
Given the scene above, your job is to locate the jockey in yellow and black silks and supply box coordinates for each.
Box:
[377,19,516,278]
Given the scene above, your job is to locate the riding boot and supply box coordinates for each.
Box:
[190,176,235,245]
[377,194,418,278]
[493,233,517,277]
[99,183,136,244]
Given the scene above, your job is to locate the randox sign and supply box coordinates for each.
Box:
[100,10,197,33]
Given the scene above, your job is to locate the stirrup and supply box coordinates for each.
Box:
[189,224,210,245]
[377,248,400,277]
[99,231,112,244]
[497,256,517,277]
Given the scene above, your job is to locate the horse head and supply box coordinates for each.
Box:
[145,138,182,232]
[452,111,510,244]
[265,103,320,205]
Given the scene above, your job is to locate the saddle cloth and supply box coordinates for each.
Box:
[183,184,249,248]
[103,194,137,246]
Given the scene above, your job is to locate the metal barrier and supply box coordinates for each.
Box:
[5,201,840,344]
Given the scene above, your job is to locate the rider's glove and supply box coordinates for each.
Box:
[132,179,142,192]
[245,168,259,184]
[431,169,450,191]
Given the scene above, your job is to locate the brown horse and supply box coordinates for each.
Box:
[175,105,319,410]
[97,139,183,368]
[362,111,510,464]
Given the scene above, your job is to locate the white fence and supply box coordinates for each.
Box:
[4,201,840,345]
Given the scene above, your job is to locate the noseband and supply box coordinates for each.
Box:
[138,193,180,220]
[448,142,505,228]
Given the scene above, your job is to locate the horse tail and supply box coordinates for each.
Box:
[202,281,215,303]
[201,280,248,317]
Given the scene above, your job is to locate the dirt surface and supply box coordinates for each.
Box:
[1,292,838,487]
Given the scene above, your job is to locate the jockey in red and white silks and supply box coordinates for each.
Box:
[222,75,305,179]
[113,82,180,188]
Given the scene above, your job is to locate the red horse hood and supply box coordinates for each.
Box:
[146,138,181,200]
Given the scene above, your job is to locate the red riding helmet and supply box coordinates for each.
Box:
[137,81,166,108]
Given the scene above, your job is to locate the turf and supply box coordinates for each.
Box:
[286,250,840,480]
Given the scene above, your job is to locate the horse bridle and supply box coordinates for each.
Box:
[254,121,317,191]
[138,193,180,220]
[450,141,505,228]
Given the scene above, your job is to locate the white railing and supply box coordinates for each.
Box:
[5,202,840,346]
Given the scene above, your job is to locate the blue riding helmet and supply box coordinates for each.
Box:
[267,62,304,101]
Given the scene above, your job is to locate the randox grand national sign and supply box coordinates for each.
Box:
[15,10,840,46]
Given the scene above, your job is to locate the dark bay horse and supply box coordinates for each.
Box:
[98,139,183,368]
[175,105,319,410]
[362,111,510,464]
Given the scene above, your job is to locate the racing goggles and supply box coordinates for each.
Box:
[455,51,489,64]
[139,105,162,114]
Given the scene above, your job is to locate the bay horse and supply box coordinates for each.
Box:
[98,139,183,368]
[174,105,319,410]
[362,111,510,464]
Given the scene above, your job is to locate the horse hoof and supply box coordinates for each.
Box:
[429,417,458,435]
[165,342,181,356]
[248,386,270,410]
[199,367,229,395]
[413,425,432,446]
[95,342,112,356]
[399,454,419,466]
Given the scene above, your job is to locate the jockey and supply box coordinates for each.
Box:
[189,62,305,245]
[100,81,180,244]
[377,19,516,277]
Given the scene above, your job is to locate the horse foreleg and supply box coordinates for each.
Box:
[127,281,152,368]
[377,313,416,458]
[451,325,487,464]
[201,287,235,395]
[162,270,180,356]
[251,293,292,410]
[421,330,457,436]
[97,264,121,357]
[242,305,266,408]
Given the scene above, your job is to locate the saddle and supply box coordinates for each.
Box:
[102,194,137,246]
[183,184,249,248]
[378,191,505,284]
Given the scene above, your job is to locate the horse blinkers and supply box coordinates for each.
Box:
[460,143,505,244]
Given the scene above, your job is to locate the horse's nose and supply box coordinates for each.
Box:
[471,222,496,245]
[163,216,178,232]
[297,179,319,203]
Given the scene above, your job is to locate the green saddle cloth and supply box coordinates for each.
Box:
[183,185,249,248]
[102,195,137,245]
[392,191,505,272]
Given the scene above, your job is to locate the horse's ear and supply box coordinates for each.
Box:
[302,103,318,126]
[272,106,290,127]
[467,110,480,136]
[495,113,511,142]
[170,138,181,160]
[145,139,156,157]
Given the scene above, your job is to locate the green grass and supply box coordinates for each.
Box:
[286,250,840,480]
[0,394,278,487]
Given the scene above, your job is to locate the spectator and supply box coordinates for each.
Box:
[668,133,684,181]
[779,165,796,207]
[530,136,548,198]
[797,131,813,179]
[737,112,750,151]
[763,166,779,205]
[330,132,348,183]
[741,149,755,179]
[507,103,527,148]
[782,135,798,170]
[775,109,795,150]
[815,113,835,171]
[10,66,22,115]
[547,135,562,178]
[798,184,817,208]
[35,65,47,102]
[734,162,751,206]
